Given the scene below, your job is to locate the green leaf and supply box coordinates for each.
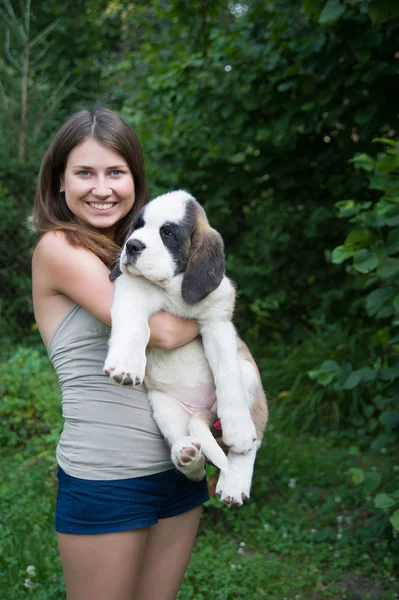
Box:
[301,101,316,112]
[343,370,362,390]
[335,200,368,218]
[308,360,340,386]
[366,288,395,316]
[378,258,399,279]
[379,410,399,430]
[375,153,399,174]
[368,0,399,24]
[376,305,394,319]
[374,493,397,509]
[331,244,355,264]
[345,229,374,248]
[356,367,378,383]
[302,0,322,15]
[387,228,399,245]
[318,360,340,372]
[277,80,293,92]
[380,367,399,381]
[386,210,399,227]
[388,332,399,344]
[318,1,346,25]
[346,467,365,485]
[350,153,374,172]
[364,471,382,492]
[370,432,397,452]
[228,153,246,164]
[353,249,379,274]
[372,138,398,148]
[369,173,389,191]
[390,509,399,531]
[375,396,396,408]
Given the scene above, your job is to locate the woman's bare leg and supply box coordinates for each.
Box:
[135,506,203,600]
[57,528,149,600]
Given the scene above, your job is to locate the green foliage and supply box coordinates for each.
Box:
[328,141,399,439]
[309,140,399,529]
[113,0,399,348]
[1,0,398,349]
[0,186,36,341]
[0,346,61,448]
[261,320,380,431]
[302,0,399,25]
[1,385,398,598]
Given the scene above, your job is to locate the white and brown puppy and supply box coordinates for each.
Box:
[104,190,268,505]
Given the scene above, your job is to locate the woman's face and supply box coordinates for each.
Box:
[61,137,135,239]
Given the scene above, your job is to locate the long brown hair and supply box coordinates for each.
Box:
[32,108,147,267]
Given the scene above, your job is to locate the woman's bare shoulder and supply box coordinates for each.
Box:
[33,230,90,263]
[33,230,114,327]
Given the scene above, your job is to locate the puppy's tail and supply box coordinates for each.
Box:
[188,412,229,472]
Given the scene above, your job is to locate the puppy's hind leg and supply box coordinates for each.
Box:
[149,390,206,481]
[215,354,267,505]
[216,441,261,506]
[188,411,229,473]
[239,356,268,441]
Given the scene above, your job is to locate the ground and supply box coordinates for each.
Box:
[1,422,397,599]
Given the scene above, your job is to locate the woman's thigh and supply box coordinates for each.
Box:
[134,506,203,600]
[58,528,149,600]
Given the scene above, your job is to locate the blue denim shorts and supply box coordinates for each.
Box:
[55,466,209,535]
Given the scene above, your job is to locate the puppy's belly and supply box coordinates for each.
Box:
[146,338,217,415]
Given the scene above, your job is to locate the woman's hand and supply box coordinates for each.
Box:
[148,312,199,350]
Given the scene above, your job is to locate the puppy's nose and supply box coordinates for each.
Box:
[126,239,146,255]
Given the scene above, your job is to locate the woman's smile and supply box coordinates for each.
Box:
[87,201,116,212]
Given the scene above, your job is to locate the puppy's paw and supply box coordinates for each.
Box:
[220,412,257,454]
[104,350,146,386]
[171,437,205,481]
[216,470,251,506]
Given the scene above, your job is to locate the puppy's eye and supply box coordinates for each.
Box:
[161,225,173,236]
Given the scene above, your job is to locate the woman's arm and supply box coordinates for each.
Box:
[148,313,199,350]
[34,231,198,350]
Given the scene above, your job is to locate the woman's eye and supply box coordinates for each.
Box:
[111,169,122,176]
[161,226,172,236]
[79,170,90,176]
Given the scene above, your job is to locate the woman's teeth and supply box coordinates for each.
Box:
[90,203,115,210]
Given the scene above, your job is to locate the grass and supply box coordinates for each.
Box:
[0,346,398,598]
[1,422,398,599]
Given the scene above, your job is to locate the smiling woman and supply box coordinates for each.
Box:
[31,107,207,600]
[61,138,136,239]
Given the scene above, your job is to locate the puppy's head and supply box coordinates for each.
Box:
[119,190,225,303]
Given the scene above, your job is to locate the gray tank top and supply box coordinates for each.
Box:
[48,304,172,480]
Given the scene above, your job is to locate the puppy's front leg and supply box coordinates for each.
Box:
[104,275,155,385]
[201,321,257,454]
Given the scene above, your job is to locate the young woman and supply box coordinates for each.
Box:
[32,108,209,600]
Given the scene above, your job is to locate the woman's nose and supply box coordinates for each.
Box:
[92,177,112,197]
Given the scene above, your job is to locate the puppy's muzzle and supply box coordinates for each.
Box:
[125,239,146,258]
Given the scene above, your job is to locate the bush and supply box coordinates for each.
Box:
[310,139,399,531]
[0,186,37,342]
[0,347,61,449]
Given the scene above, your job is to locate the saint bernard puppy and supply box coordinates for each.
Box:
[104,190,268,505]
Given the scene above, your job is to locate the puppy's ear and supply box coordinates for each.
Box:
[181,214,225,304]
[109,265,122,282]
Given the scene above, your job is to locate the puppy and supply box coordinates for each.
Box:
[104,190,268,504]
